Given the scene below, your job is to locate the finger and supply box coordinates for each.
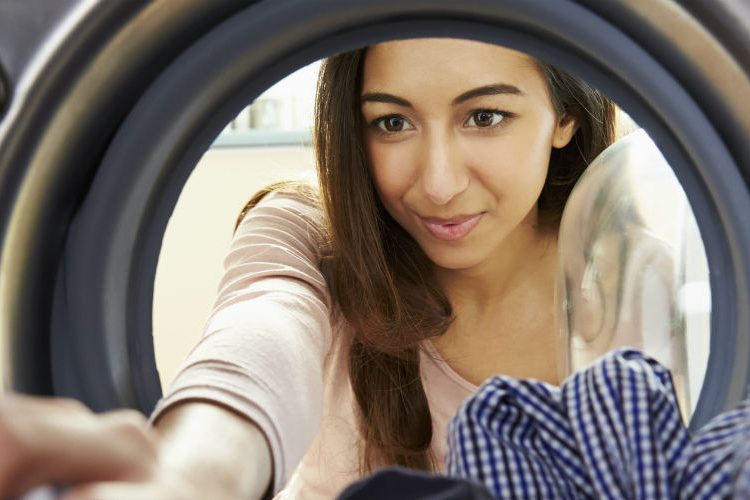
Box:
[30,411,157,482]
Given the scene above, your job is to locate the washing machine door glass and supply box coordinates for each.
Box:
[558,128,710,421]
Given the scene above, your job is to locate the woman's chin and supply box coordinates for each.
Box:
[423,248,484,272]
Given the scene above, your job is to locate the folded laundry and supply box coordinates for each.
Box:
[446,349,750,499]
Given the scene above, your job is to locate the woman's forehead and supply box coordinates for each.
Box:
[362,38,546,100]
[361,38,541,93]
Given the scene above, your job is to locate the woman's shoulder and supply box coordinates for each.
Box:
[218,180,333,310]
[230,180,332,284]
[235,180,324,232]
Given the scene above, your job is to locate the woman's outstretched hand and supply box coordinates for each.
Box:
[0,394,272,499]
[0,394,192,499]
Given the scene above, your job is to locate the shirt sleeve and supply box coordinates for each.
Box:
[149,189,333,493]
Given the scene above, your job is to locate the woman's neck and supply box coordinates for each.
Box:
[435,224,558,315]
[431,224,562,385]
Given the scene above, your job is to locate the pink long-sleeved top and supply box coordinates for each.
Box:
[151,190,477,498]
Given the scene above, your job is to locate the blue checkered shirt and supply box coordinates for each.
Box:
[446,349,750,499]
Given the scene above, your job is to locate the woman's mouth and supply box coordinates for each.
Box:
[420,213,484,241]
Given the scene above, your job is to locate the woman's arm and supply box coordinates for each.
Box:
[149,189,332,494]
[61,402,274,499]
[0,190,329,498]
[0,397,269,500]
[152,402,272,499]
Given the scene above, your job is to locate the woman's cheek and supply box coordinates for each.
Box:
[463,137,517,184]
[369,143,417,199]
[522,117,559,167]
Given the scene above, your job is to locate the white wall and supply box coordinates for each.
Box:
[153,145,315,392]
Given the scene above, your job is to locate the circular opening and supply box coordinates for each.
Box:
[153,57,713,426]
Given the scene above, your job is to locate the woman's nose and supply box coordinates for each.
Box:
[419,132,469,206]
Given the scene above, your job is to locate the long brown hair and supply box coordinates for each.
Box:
[313,42,616,473]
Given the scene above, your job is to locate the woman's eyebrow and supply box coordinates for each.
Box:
[360,83,524,108]
[360,92,412,108]
[452,83,524,105]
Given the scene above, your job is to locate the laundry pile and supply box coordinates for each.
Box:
[340,349,750,499]
[447,349,750,499]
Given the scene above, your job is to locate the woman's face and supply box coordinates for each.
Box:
[361,39,577,271]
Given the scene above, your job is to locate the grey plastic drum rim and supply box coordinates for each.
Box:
[0,0,748,428]
[0,63,8,118]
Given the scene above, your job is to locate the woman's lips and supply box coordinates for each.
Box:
[420,213,484,241]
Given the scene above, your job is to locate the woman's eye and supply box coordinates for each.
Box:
[374,116,414,133]
[466,110,506,128]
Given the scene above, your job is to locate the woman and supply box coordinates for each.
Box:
[1,38,614,499]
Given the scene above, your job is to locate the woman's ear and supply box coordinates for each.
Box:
[552,114,579,149]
